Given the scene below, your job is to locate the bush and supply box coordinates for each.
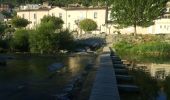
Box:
[0,21,6,35]
[11,16,30,28]
[79,19,97,32]
[114,40,170,57]
[10,29,29,52]
[41,15,64,29]
[57,30,74,51]
[29,21,58,53]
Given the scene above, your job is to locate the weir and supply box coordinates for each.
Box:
[89,47,120,100]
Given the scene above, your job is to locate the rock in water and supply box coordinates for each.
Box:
[48,63,64,72]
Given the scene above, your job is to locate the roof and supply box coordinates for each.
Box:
[61,7,107,11]
[17,7,51,12]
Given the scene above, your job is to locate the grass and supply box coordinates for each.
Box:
[114,41,170,58]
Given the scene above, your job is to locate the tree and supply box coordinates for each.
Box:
[29,21,57,53]
[0,21,6,35]
[10,29,29,51]
[57,30,74,50]
[110,0,168,35]
[1,10,12,18]
[79,19,97,33]
[11,16,29,28]
[41,15,64,29]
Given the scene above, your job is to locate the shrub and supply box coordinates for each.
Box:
[11,16,29,28]
[29,21,57,53]
[57,30,74,51]
[79,19,97,32]
[11,29,29,52]
[41,15,64,29]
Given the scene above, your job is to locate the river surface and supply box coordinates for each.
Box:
[0,54,96,100]
[125,57,170,80]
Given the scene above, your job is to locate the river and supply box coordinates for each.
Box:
[0,53,96,100]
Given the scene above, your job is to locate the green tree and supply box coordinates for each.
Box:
[11,16,30,28]
[0,21,6,36]
[1,11,12,18]
[10,29,29,51]
[110,0,168,35]
[57,30,74,50]
[41,15,64,29]
[79,19,97,33]
[29,21,57,53]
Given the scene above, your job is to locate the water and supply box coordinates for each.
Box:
[121,56,170,100]
[128,57,170,80]
[0,54,96,100]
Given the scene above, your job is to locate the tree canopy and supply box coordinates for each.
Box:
[11,29,29,51]
[110,0,168,34]
[0,21,6,35]
[41,15,64,29]
[79,19,97,33]
[11,16,30,28]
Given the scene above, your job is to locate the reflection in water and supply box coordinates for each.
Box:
[135,63,170,80]
[0,54,95,100]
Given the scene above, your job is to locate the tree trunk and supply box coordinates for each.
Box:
[134,23,137,36]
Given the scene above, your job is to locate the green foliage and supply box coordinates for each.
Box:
[57,30,74,50]
[114,40,170,57]
[11,29,29,51]
[41,15,64,29]
[110,0,168,34]
[1,10,12,18]
[0,21,6,35]
[29,21,57,54]
[79,19,97,32]
[11,16,29,28]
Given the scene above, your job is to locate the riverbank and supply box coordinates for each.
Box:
[112,34,170,58]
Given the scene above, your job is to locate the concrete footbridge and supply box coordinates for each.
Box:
[89,47,139,100]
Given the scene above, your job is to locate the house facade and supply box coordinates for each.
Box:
[17,7,107,34]
[0,3,13,12]
[17,2,170,34]
[148,2,170,34]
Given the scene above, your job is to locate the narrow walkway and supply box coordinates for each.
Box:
[89,47,120,100]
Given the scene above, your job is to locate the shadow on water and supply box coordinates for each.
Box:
[119,55,170,100]
[0,53,96,100]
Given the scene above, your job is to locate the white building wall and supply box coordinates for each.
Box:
[17,10,49,28]
[17,4,170,35]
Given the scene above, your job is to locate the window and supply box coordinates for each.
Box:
[34,13,36,19]
[68,23,70,29]
[52,13,54,16]
[160,25,162,29]
[164,25,166,29]
[68,15,71,17]
[22,14,25,18]
[59,13,62,19]
[94,12,97,19]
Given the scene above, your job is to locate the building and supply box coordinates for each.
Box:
[17,2,170,34]
[19,2,52,10]
[17,6,107,34]
[0,3,13,12]
[148,2,170,34]
[20,4,41,10]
